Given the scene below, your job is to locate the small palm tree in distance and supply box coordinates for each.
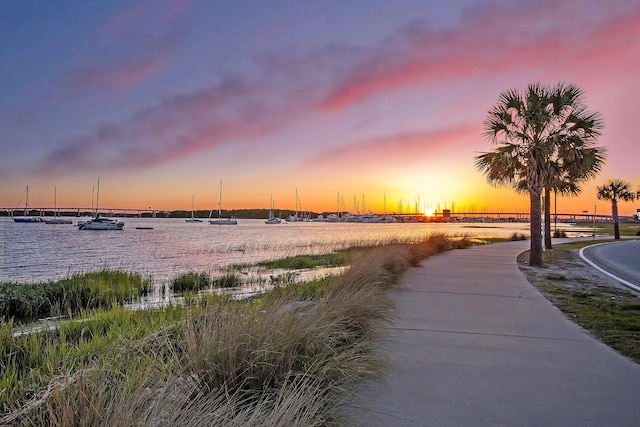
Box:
[596,179,637,239]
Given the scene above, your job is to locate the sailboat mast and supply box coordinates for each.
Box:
[219,180,223,218]
[96,177,100,218]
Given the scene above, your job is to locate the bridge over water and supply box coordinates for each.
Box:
[0,207,164,218]
[0,206,621,222]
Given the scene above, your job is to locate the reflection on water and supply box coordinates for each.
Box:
[1,217,571,286]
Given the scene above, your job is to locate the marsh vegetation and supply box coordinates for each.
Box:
[1,234,470,425]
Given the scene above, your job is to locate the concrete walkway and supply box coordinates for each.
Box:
[345,240,640,426]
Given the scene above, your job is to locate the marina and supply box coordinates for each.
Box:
[2,217,595,287]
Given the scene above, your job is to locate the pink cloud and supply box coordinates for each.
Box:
[30,0,640,178]
[300,124,480,172]
[321,1,640,110]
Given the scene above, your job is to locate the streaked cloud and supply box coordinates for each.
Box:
[36,76,308,175]
[321,1,640,110]
[300,124,480,172]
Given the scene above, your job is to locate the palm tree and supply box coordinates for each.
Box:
[596,179,636,239]
[543,143,606,249]
[476,82,604,266]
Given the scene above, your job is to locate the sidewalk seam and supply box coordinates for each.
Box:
[389,327,595,343]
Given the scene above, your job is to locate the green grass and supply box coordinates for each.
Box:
[546,288,640,363]
[257,252,350,270]
[519,241,640,364]
[212,273,240,288]
[573,221,640,237]
[171,271,211,293]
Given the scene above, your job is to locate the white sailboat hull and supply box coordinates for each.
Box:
[209,218,237,225]
[208,180,237,225]
[78,217,124,230]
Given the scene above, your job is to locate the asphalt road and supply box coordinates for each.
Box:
[581,240,640,290]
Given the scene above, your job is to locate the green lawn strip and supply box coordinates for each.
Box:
[518,241,640,364]
[572,222,640,237]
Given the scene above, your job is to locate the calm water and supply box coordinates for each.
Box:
[2,217,564,286]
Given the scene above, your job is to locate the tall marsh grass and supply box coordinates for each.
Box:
[1,234,469,425]
[0,270,151,321]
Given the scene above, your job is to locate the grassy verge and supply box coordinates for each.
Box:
[518,240,640,364]
[573,222,640,237]
[1,234,470,425]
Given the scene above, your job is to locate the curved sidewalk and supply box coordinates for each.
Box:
[345,240,640,426]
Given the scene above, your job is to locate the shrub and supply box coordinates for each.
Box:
[553,229,567,238]
[509,232,527,241]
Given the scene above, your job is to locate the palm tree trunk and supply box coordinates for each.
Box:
[544,184,552,250]
[612,199,620,239]
[529,189,543,266]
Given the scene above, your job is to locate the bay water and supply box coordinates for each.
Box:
[2,217,580,287]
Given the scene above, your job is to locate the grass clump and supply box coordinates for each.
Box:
[1,234,464,425]
[545,273,567,281]
[258,253,349,270]
[171,272,211,293]
[212,273,240,288]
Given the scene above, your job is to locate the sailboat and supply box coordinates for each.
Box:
[185,195,203,223]
[42,187,73,224]
[209,181,237,225]
[265,194,281,224]
[13,185,41,223]
[287,188,305,222]
[78,178,124,230]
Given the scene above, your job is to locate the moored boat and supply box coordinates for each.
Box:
[78,178,124,230]
[78,216,124,230]
[209,181,237,225]
[265,194,281,224]
[13,185,41,223]
[42,217,73,224]
[14,217,41,223]
[185,195,203,223]
[42,187,73,224]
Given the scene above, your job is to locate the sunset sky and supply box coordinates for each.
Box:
[1,0,639,216]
